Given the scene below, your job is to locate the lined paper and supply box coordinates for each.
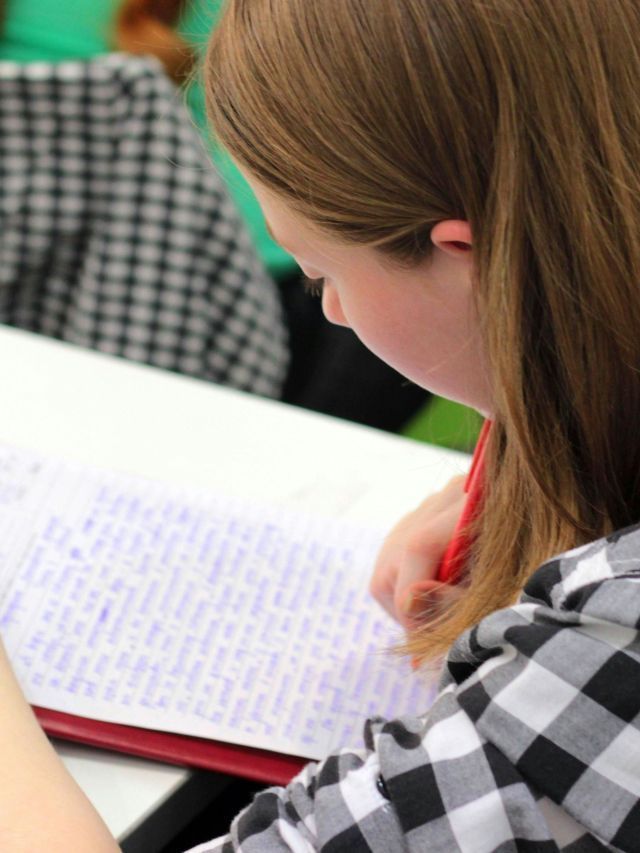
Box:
[0,444,437,760]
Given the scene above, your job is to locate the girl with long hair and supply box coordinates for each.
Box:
[1,0,640,849]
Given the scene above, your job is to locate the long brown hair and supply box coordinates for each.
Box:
[205,0,640,660]
[115,0,194,83]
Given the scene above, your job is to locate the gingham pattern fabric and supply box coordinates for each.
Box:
[190,526,640,852]
[0,55,288,397]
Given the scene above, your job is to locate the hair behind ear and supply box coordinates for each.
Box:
[114,0,194,84]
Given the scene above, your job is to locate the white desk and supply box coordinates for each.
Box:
[56,741,224,848]
[0,325,469,847]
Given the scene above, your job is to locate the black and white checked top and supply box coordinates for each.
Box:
[191,525,640,852]
[0,55,288,397]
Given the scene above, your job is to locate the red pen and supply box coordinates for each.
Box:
[407,419,491,665]
[435,417,491,584]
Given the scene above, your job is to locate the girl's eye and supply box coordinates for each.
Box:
[303,276,325,298]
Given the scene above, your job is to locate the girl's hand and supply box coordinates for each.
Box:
[369,475,466,628]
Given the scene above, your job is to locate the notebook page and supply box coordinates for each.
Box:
[0,444,438,760]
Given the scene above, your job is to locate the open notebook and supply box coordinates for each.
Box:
[0,443,438,784]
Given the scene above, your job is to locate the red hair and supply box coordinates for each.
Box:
[114,0,194,83]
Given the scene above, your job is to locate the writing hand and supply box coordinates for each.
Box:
[369,475,466,629]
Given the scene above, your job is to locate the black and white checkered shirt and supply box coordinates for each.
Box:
[190,525,640,851]
[0,55,288,397]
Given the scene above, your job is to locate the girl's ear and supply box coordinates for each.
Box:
[431,220,473,257]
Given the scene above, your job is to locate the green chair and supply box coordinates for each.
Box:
[402,396,482,452]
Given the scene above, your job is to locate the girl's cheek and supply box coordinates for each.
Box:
[321,285,349,327]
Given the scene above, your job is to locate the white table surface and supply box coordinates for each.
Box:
[57,741,192,841]
[0,324,469,843]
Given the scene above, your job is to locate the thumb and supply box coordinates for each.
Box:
[401,579,457,628]
[392,548,442,626]
[392,509,459,620]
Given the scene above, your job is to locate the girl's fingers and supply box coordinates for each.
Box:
[370,475,467,625]
[393,494,466,625]
[402,579,465,631]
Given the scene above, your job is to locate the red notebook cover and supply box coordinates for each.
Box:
[34,706,306,787]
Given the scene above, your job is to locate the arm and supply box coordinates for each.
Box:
[0,640,119,852]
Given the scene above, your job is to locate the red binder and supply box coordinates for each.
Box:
[34,706,306,787]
